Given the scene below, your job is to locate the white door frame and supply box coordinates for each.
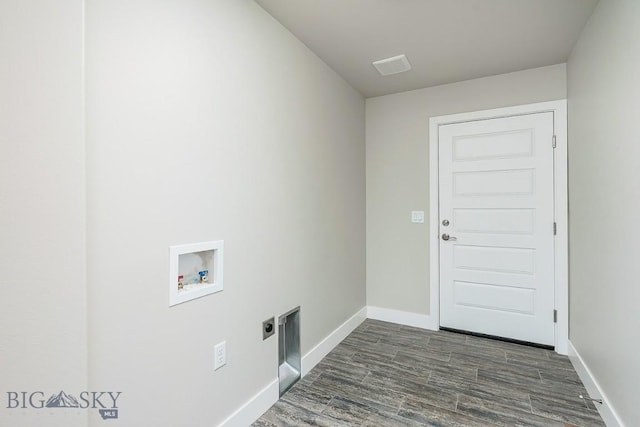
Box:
[428,100,568,354]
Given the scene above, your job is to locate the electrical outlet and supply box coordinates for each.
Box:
[214,341,226,370]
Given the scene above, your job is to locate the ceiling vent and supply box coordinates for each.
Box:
[372,54,411,76]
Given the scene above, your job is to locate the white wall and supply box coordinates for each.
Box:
[0,1,87,426]
[567,0,640,424]
[85,1,365,426]
[366,64,566,316]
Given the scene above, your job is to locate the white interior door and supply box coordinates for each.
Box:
[438,112,555,346]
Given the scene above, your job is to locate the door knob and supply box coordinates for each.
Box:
[442,233,457,241]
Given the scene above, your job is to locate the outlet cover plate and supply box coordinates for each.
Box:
[214,341,226,370]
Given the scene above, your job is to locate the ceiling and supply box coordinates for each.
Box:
[255,0,599,98]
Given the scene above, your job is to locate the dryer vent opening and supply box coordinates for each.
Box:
[278,306,300,396]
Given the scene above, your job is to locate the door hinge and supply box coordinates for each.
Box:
[553,309,558,323]
[552,135,557,148]
[553,222,557,235]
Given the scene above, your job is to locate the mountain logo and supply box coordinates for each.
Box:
[45,390,80,408]
[7,389,120,419]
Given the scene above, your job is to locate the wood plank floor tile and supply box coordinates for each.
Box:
[399,345,451,363]
[530,395,606,427]
[477,370,592,407]
[448,349,508,368]
[313,372,405,410]
[361,320,403,336]
[259,399,322,426]
[320,396,399,425]
[363,371,458,412]
[457,380,533,413]
[476,364,544,388]
[456,393,566,427]
[397,401,497,427]
[394,350,478,382]
[281,382,334,415]
[313,357,369,383]
[539,366,585,386]
[350,351,431,381]
[506,351,574,370]
[395,384,459,412]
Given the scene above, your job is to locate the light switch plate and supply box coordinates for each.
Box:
[411,211,425,223]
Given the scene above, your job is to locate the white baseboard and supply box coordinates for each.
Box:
[218,378,279,427]
[367,306,437,330]
[568,340,624,427]
[218,306,367,426]
[301,306,367,376]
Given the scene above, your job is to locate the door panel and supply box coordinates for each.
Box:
[453,209,535,235]
[453,169,535,196]
[452,129,534,161]
[453,281,535,315]
[439,112,555,346]
[453,245,535,275]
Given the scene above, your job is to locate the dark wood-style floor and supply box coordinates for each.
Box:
[254,319,605,426]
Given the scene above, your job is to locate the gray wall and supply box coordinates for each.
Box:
[567,0,640,424]
[366,64,567,315]
[85,0,365,425]
[0,1,87,426]
[1,0,365,426]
